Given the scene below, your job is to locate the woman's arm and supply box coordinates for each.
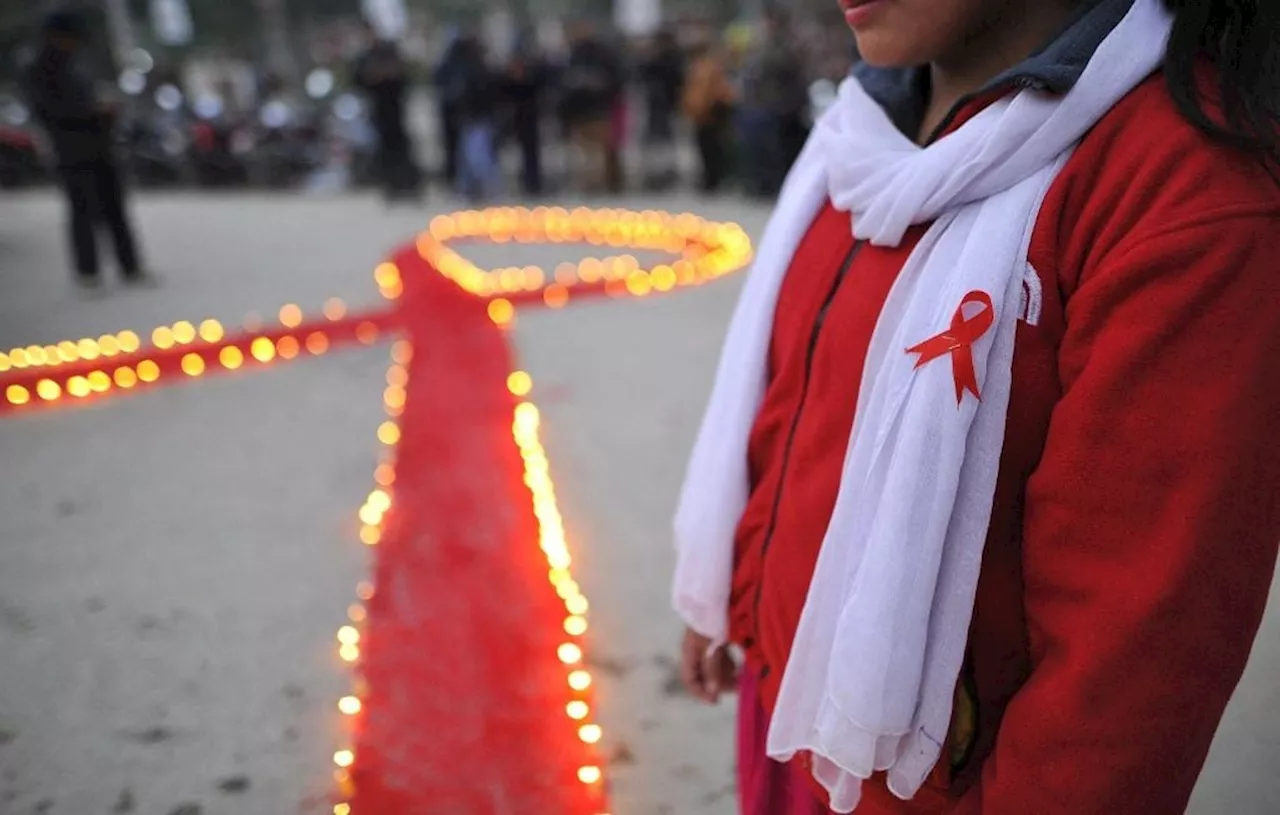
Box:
[958,208,1280,813]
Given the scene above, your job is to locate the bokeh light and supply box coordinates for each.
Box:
[323,297,347,321]
[113,367,138,388]
[172,321,197,344]
[59,376,86,398]
[76,339,100,360]
[507,371,533,396]
[279,304,303,328]
[36,379,61,400]
[250,337,276,363]
[199,319,224,343]
[137,360,161,382]
[306,332,330,355]
[220,346,244,370]
[338,696,362,715]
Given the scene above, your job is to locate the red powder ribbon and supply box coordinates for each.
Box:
[906,291,995,404]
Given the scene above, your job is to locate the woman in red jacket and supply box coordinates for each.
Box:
[672,0,1280,813]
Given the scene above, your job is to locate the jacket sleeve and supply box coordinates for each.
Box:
[956,208,1280,814]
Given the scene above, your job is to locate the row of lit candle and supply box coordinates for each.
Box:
[1,331,142,372]
[415,207,753,310]
[429,206,729,248]
[510,382,608,810]
[330,262,410,815]
[0,320,395,412]
[0,298,355,377]
[1,327,364,407]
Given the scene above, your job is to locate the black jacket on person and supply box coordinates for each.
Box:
[445,38,500,125]
[640,40,684,135]
[354,40,411,151]
[502,51,551,132]
[560,38,623,124]
[24,45,114,167]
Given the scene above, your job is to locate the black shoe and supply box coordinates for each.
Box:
[75,275,107,296]
[122,270,161,289]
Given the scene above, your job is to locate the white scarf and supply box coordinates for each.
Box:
[671,1,1172,810]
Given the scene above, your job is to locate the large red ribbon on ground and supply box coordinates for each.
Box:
[906,290,995,404]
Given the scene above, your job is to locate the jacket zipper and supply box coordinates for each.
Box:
[750,240,863,669]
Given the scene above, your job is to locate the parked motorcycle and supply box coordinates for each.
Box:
[118,86,193,188]
[188,94,250,187]
[242,98,325,189]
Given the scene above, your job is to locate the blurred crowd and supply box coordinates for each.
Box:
[1,9,858,203]
[358,10,856,202]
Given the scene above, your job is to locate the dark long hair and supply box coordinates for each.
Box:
[1163,0,1280,171]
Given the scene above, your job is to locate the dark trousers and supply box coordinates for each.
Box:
[738,109,794,198]
[60,157,140,279]
[376,128,421,199]
[515,116,543,195]
[440,103,461,188]
[695,121,729,192]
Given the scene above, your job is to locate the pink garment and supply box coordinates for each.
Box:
[610,96,628,149]
[737,667,832,815]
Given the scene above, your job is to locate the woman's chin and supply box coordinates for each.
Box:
[852,35,926,69]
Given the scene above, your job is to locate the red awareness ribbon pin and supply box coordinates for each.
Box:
[906,290,995,405]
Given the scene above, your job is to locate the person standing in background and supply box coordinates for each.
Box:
[453,35,501,202]
[25,10,151,292]
[501,37,549,196]
[354,23,423,202]
[433,30,467,192]
[738,9,809,198]
[560,21,625,194]
[638,27,685,191]
[682,40,734,193]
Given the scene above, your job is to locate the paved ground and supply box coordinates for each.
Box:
[0,188,1277,815]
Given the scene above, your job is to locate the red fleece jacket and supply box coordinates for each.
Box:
[728,73,1280,813]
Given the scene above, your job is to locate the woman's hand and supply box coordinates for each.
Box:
[680,626,739,704]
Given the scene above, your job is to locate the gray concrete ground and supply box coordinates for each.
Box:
[0,189,1277,815]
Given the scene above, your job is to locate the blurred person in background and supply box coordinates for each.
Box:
[433,29,467,192]
[560,20,625,194]
[674,0,1280,813]
[501,36,550,196]
[25,10,150,291]
[738,8,809,198]
[638,27,685,191]
[682,40,734,193]
[721,23,755,189]
[452,35,501,202]
[609,46,630,193]
[354,22,423,202]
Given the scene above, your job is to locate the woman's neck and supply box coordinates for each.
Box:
[918,2,1079,143]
